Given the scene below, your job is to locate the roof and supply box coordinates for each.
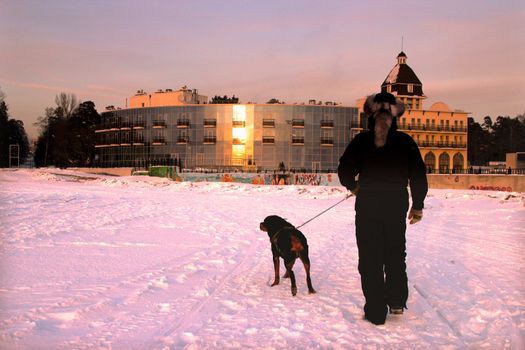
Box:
[382,63,422,85]
[381,52,424,96]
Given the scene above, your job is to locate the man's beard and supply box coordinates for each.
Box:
[374,119,391,148]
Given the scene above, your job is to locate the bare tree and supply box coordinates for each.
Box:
[0,87,5,103]
[55,93,78,118]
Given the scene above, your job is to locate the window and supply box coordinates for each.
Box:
[408,84,413,93]
[387,85,392,93]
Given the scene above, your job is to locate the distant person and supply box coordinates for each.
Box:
[337,92,428,325]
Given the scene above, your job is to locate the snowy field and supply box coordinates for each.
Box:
[0,168,524,350]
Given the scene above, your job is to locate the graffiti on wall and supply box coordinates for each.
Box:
[177,172,342,186]
[469,185,512,192]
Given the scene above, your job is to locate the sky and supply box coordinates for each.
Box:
[1,0,524,140]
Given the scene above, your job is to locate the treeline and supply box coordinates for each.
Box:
[34,93,100,167]
[0,90,30,167]
[210,95,239,104]
[468,114,525,166]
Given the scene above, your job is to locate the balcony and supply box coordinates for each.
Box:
[120,138,132,146]
[177,119,190,128]
[262,137,275,144]
[203,136,216,144]
[177,137,189,144]
[152,137,166,145]
[292,137,304,145]
[320,120,334,128]
[120,122,132,130]
[232,120,246,127]
[292,119,305,128]
[152,120,167,128]
[398,124,467,133]
[133,121,145,129]
[418,141,467,148]
[320,137,334,146]
[204,119,217,128]
[262,119,275,128]
[132,138,145,145]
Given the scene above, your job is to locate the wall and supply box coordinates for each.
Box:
[177,172,525,192]
[71,167,133,176]
[427,174,524,192]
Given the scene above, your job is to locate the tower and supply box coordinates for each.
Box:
[381,52,426,110]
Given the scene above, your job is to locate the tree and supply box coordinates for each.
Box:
[468,114,525,165]
[467,117,490,165]
[34,96,101,168]
[55,92,78,118]
[66,101,100,166]
[267,98,284,104]
[210,95,239,104]
[0,90,30,167]
[491,116,525,161]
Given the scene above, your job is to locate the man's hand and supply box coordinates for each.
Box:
[408,208,423,224]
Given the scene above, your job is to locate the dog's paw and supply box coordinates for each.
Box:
[308,288,317,294]
[291,287,297,296]
[283,272,290,279]
[271,280,280,287]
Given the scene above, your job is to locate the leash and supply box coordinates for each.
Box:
[296,193,353,229]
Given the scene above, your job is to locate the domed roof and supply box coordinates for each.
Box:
[429,102,451,112]
[382,52,422,85]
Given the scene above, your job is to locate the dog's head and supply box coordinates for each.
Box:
[260,215,294,234]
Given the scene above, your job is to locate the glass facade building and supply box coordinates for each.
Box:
[95,103,357,172]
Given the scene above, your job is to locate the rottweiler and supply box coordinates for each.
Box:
[259,215,316,296]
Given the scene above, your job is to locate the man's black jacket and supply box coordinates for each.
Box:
[337,129,428,210]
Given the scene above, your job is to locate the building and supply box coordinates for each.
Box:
[128,86,208,108]
[353,52,469,173]
[95,89,357,171]
[506,152,525,170]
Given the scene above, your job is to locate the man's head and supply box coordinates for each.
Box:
[364,92,405,119]
[363,92,405,148]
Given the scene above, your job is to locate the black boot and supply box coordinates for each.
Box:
[364,303,387,325]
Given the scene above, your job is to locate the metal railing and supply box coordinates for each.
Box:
[262,119,275,127]
[292,119,305,127]
[177,119,190,128]
[320,120,334,128]
[320,137,334,145]
[204,119,217,127]
[418,141,467,148]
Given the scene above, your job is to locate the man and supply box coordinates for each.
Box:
[337,92,428,325]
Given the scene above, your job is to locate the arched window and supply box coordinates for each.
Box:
[424,152,436,173]
[453,153,464,173]
[439,152,450,174]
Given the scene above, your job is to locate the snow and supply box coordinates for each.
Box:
[385,64,400,84]
[0,168,524,349]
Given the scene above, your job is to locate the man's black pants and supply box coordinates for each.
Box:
[355,191,409,323]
